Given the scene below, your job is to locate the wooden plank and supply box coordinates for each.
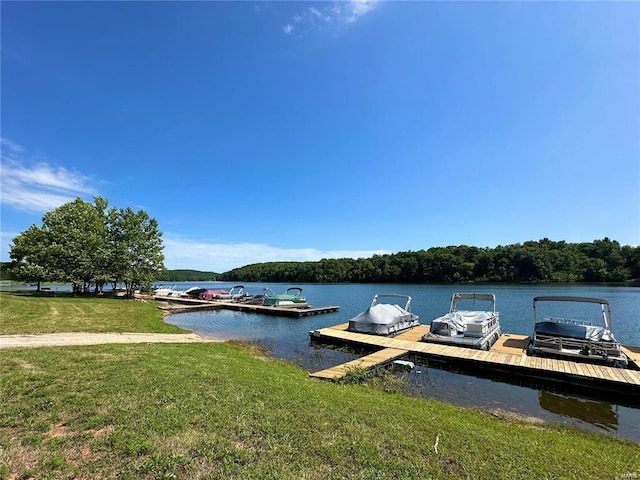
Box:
[573,362,589,378]
[310,347,408,380]
[561,360,571,375]
[593,364,610,381]
[601,365,622,383]
[613,368,636,385]
[582,363,599,379]
[625,370,640,386]
[519,353,530,367]
[608,367,629,384]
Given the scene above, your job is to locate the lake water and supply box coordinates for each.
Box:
[161,282,640,441]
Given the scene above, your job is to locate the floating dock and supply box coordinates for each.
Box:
[309,324,640,395]
[154,296,338,318]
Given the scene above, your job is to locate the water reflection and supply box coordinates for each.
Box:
[538,391,618,431]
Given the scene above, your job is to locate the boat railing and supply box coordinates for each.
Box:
[534,333,621,353]
[542,316,593,327]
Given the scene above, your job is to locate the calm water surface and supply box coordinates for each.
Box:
[163,282,640,441]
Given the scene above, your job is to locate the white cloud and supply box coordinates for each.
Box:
[163,234,390,272]
[283,0,381,36]
[1,137,25,153]
[0,139,97,213]
[347,0,379,22]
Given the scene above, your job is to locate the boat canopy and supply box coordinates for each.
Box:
[533,295,612,330]
[450,293,496,312]
[533,296,609,305]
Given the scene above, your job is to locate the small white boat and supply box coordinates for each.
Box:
[527,296,628,368]
[347,294,419,336]
[422,293,501,350]
[153,285,181,296]
[228,285,251,302]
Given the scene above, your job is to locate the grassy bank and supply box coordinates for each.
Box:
[1,342,638,480]
[0,291,184,335]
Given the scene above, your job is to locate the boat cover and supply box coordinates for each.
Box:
[198,289,229,300]
[534,321,615,342]
[430,311,495,336]
[348,303,419,336]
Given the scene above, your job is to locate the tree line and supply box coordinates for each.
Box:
[7,197,164,296]
[221,238,640,284]
[154,269,218,282]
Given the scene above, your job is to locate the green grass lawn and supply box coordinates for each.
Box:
[0,292,638,479]
[0,291,185,335]
[1,342,638,480]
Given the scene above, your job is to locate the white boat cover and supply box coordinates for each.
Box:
[430,311,495,336]
[348,303,419,336]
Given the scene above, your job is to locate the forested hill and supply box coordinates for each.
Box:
[221,239,640,284]
[156,269,219,282]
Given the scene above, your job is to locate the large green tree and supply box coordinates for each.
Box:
[41,197,109,293]
[9,197,165,295]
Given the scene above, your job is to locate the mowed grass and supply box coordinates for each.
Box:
[1,342,639,480]
[0,291,185,335]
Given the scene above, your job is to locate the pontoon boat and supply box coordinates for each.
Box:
[347,294,420,336]
[422,293,501,350]
[262,287,309,308]
[527,296,628,368]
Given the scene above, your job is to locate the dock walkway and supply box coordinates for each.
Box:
[310,348,408,380]
[154,296,338,317]
[309,324,640,392]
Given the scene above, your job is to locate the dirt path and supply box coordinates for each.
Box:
[0,332,219,349]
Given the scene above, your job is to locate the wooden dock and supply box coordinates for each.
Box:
[309,324,640,394]
[310,348,408,380]
[207,301,339,317]
[155,296,338,318]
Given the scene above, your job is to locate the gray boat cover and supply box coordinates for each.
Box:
[430,311,495,336]
[534,321,615,342]
[348,303,419,336]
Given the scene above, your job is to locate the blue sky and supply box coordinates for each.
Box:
[1,1,638,273]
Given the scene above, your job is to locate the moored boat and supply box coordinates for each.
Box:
[527,296,628,368]
[228,285,251,302]
[153,285,183,296]
[180,286,207,298]
[262,287,309,308]
[198,289,229,300]
[421,292,501,350]
[347,294,419,336]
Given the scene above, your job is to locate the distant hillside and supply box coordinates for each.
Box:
[156,269,219,282]
[221,238,640,284]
